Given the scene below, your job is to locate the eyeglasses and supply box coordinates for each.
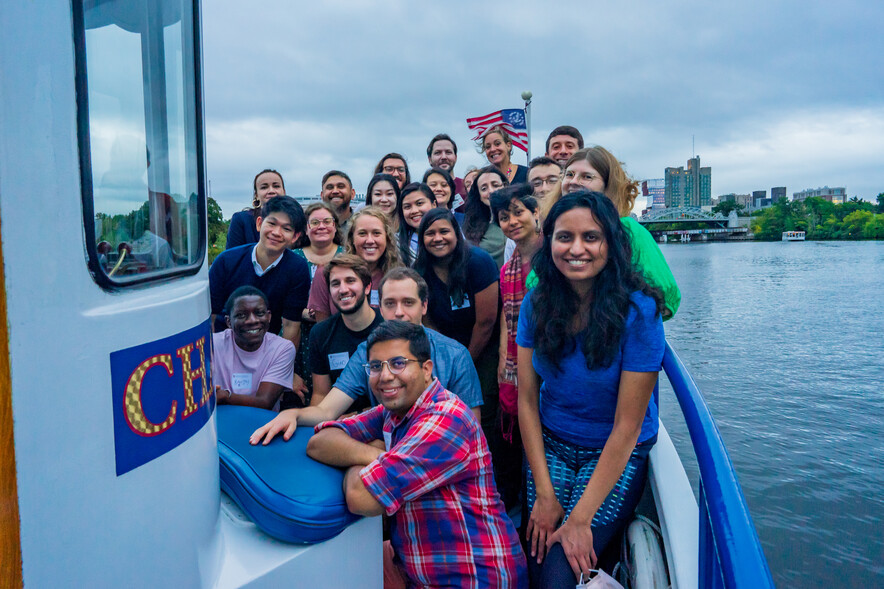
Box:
[383,166,407,175]
[564,170,602,183]
[530,176,561,189]
[363,356,420,376]
[308,218,336,227]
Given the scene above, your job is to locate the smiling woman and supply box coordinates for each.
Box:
[307,207,402,322]
[518,192,667,587]
[226,169,286,249]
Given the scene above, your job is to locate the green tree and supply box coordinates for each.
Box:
[842,210,873,239]
[864,213,884,239]
[876,193,884,214]
[712,201,745,216]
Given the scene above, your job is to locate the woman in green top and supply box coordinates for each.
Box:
[463,165,509,269]
[288,202,345,407]
[536,147,680,319]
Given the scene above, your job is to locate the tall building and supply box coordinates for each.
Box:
[665,156,711,208]
[771,186,786,203]
[641,179,666,209]
[792,186,846,204]
[753,190,767,209]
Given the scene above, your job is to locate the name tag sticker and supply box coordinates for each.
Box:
[328,352,350,370]
[232,373,252,392]
[450,293,471,310]
[370,289,379,306]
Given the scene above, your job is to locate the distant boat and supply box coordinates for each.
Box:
[782,231,806,241]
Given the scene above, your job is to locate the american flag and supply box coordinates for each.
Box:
[466,109,528,153]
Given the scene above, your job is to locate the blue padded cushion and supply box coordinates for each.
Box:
[216,405,359,543]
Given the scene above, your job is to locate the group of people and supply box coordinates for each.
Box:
[208,124,681,589]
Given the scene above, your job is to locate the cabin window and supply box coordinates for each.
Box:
[75,0,205,287]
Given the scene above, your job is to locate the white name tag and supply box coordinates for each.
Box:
[231,373,252,392]
[370,289,379,306]
[450,293,471,310]
[383,430,392,451]
[328,351,350,371]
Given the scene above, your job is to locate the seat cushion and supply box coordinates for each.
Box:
[216,405,359,543]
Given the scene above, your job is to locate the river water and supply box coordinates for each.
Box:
[655,240,883,587]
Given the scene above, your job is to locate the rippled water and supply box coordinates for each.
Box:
[655,241,884,588]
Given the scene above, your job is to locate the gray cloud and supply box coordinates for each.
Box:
[203,1,884,217]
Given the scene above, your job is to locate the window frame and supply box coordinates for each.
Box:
[73,0,207,289]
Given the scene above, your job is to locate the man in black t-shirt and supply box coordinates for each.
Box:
[308,255,383,411]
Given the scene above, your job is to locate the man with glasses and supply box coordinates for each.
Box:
[526,156,563,201]
[306,321,527,588]
[373,153,410,189]
[320,170,356,234]
[250,267,482,445]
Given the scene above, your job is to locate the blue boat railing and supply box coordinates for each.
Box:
[662,342,775,589]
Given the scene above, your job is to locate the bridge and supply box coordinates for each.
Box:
[638,207,729,228]
[637,207,750,242]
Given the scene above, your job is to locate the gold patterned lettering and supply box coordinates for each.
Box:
[124,355,176,436]
[177,337,208,418]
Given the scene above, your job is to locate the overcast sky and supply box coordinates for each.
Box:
[201,1,884,218]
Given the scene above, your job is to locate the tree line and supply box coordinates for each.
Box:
[713,195,884,240]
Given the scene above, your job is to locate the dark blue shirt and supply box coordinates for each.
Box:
[209,244,310,335]
[423,245,499,348]
[226,210,260,249]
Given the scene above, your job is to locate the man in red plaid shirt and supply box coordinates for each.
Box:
[307,320,527,588]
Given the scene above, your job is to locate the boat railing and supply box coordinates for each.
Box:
[662,342,775,588]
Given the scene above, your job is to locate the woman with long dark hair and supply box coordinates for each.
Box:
[395,183,436,266]
[463,165,508,268]
[518,192,666,588]
[414,208,499,358]
[414,208,508,506]
[226,168,285,249]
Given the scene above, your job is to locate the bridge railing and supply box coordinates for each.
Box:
[662,342,775,588]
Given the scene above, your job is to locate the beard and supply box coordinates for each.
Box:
[334,289,367,315]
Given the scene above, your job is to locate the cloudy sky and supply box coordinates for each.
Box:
[201,1,884,218]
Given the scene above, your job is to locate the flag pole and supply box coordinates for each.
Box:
[521,90,533,164]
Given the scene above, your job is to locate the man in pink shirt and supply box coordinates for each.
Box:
[213,286,295,411]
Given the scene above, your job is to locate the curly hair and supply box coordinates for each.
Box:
[463,166,508,244]
[345,206,403,275]
[413,208,471,308]
[530,191,663,372]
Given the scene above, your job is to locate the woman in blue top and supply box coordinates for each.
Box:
[226,169,286,249]
[517,192,666,588]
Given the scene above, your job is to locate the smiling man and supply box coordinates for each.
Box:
[213,286,295,411]
[250,267,483,444]
[306,320,527,588]
[320,170,356,234]
[308,255,383,409]
[210,196,310,350]
[545,125,584,167]
[427,133,467,199]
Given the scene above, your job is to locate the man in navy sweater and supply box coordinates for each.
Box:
[210,196,310,377]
